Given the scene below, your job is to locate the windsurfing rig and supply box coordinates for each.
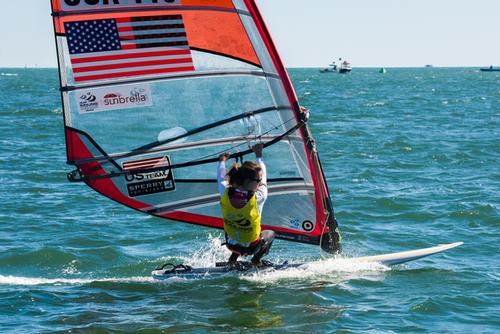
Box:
[51,0,341,253]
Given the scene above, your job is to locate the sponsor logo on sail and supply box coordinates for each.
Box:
[122,156,175,197]
[76,84,152,114]
[288,218,300,229]
[78,92,99,112]
[102,88,149,107]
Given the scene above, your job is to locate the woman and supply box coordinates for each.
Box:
[217,144,275,267]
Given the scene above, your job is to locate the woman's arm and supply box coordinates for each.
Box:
[253,144,268,206]
[217,153,230,197]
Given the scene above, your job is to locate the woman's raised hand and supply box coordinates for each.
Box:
[219,152,230,162]
[252,143,263,158]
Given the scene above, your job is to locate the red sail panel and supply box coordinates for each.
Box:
[183,11,260,67]
[65,128,151,211]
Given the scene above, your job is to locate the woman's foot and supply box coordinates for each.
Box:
[228,252,240,267]
[251,259,273,268]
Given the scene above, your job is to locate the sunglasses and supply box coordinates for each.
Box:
[250,178,262,183]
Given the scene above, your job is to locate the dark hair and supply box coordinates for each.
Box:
[227,161,262,186]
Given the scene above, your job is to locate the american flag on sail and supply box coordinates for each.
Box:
[122,156,171,171]
[65,15,195,82]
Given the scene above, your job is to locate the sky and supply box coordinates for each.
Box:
[0,0,499,68]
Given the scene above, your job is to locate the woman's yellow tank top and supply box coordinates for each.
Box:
[220,189,261,243]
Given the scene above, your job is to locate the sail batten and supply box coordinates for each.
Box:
[51,0,341,252]
[61,70,279,92]
[70,133,303,166]
[146,183,314,214]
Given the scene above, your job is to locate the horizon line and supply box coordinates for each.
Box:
[1,65,497,69]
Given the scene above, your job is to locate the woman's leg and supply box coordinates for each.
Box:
[228,252,240,263]
[251,230,275,265]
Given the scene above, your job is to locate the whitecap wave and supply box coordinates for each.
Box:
[365,101,386,107]
[242,257,390,283]
[184,234,232,267]
[0,275,153,286]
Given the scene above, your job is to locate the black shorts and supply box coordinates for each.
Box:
[224,235,261,256]
[224,230,275,257]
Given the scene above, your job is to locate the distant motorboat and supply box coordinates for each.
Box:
[320,58,352,73]
[319,67,336,73]
[319,61,337,73]
[338,60,352,73]
[425,64,433,68]
[480,66,500,72]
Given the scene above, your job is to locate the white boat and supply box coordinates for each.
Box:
[338,60,352,73]
[319,61,337,73]
[320,58,352,73]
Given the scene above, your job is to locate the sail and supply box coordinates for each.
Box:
[50,0,341,252]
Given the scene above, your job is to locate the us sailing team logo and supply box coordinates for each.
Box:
[78,92,98,112]
[81,92,96,102]
[122,156,176,197]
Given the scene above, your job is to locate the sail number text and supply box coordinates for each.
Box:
[63,0,177,6]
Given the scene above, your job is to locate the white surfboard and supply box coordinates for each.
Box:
[152,242,463,279]
[351,242,463,266]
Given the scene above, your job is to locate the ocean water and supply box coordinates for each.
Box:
[0,67,498,333]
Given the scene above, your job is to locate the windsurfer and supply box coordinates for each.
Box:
[218,143,275,267]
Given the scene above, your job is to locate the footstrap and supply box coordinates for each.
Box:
[155,263,192,274]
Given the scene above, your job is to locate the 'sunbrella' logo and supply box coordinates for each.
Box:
[103,90,148,106]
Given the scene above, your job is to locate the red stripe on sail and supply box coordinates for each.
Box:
[74,66,195,82]
[123,157,165,166]
[161,212,321,237]
[117,26,134,32]
[72,57,193,73]
[118,24,185,32]
[162,211,224,229]
[119,35,135,41]
[124,163,168,170]
[123,157,169,171]
[121,44,137,50]
[115,17,131,24]
[70,49,191,64]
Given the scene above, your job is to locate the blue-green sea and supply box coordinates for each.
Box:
[0,68,498,333]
